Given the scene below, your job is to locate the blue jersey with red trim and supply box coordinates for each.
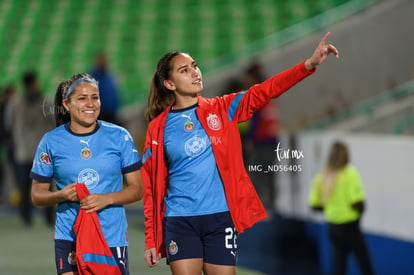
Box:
[142,61,315,256]
[30,121,141,247]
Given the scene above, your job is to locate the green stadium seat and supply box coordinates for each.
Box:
[0,0,365,105]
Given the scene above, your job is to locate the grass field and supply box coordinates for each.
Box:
[0,207,263,275]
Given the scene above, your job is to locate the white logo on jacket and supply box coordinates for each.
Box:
[206,113,221,131]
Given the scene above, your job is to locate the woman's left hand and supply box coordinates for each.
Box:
[80,194,112,213]
[305,32,339,71]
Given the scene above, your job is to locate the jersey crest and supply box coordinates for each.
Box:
[169,240,178,255]
[81,147,92,160]
[68,251,76,265]
[184,121,194,132]
[206,113,221,131]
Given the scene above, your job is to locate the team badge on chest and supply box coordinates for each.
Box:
[207,113,221,131]
[81,147,92,160]
[79,139,91,160]
[184,121,194,132]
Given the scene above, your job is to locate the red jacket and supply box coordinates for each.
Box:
[142,61,314,257]
[73,183,121,275]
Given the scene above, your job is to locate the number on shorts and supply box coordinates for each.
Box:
[225,227,237,249]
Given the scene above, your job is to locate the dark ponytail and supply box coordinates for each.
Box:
[54,81,70,126]
[145,51,185,122]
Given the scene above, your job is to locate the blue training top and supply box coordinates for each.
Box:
[30,121,141,247]
[163,104,229,217]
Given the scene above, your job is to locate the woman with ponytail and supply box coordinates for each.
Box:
[309,141,374,275]
[143,33,339,274]
[30,73,144,275]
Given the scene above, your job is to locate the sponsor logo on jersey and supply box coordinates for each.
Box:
[81,147,91,160]
[206,113,221,131]
[184,137,206,157]
[39,152,51,164]
[169,240,178,255]
[80,139,90,147]
[78,168,99,189]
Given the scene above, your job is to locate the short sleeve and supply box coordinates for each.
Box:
[347,166,365,203]
[120,129,142,174]
[30,134,54,183]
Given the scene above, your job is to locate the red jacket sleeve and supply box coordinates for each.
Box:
[142,116,167,258]
[142,128,155,250]
[234,60,314,122]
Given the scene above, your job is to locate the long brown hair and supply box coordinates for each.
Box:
[321,141,350,203]
[145,51,186,122]
[326,141,349,171]
[54,73,96,126]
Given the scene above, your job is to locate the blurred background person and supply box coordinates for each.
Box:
[309,141,374,275]
[0,85,18,205]
[0,86,5,204]
[90,52,121,125]
[11,72,54,227]
[242,61,280,213]
[221,61,280,213]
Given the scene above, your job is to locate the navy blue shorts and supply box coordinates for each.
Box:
[54,240,129,274]
[163,211,238,265]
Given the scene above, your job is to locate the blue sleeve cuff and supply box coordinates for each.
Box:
[30,171,53,183]
[121,161,142,174]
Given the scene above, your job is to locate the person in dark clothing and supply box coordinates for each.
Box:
[11,72,55,227]
[0,85,18,203]
[90,53,121,125]
[242,62,280,212]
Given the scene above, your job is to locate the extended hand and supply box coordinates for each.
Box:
[305,32,339,70]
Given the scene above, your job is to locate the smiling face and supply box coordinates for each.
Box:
[163,53,203,107]
[62,83,101,133]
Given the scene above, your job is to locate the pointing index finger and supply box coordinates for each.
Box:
[319,32,331,46]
